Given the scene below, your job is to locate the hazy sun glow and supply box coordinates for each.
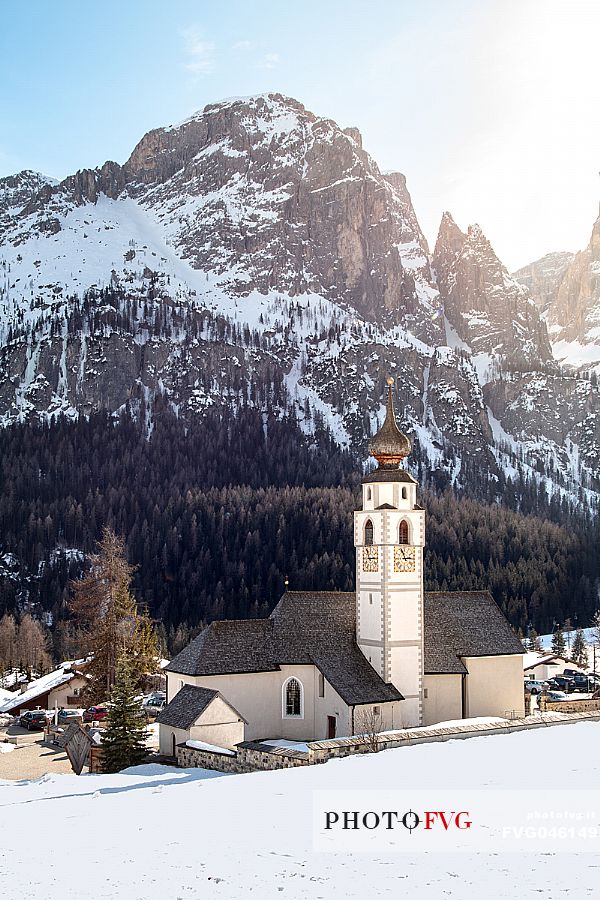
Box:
[1,0,598,270]
[439,0,600,268]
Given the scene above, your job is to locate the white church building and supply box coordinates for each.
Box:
[158,380,525,755]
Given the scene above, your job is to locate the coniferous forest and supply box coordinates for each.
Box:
[0,404,599,661]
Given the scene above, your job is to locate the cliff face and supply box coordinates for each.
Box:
[433,213,553,367]
[546,215,600,345]
[513,251,575,315]
[0,93,599,496]
[513,210,600,371]
[1,94,440,340]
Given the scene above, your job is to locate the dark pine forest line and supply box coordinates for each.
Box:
[0,403,599,658]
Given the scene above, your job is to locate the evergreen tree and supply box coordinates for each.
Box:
[101,653,148,773]
[551,626,566,657]
[528,628,543,652]
[572,628,589,668]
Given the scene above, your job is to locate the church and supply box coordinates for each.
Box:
[158,381,524,755]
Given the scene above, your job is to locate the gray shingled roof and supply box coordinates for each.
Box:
[423,591,524,674]
[156,685,220,729]
[166,590,523,701]
[361,468,416,484]
[167,592,403,706]
[156,684,248,729]
[164,620,276,677]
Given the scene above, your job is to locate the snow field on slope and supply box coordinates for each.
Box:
[1,720,599,899]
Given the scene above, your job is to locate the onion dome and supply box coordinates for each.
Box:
[368,378,411,468]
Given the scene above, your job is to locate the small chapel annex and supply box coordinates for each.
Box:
[158,380,524,755]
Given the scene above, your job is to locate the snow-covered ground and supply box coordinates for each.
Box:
[538,628,598,660]
[1,720,600,898]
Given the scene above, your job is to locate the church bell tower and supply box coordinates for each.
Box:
[354,378,425,727]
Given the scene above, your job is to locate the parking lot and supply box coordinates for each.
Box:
[0,733,74,780]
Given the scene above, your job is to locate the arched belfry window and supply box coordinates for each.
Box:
[364,519,374,545]
[367,487,372,501]
[402,487,407,499]
[399,520,409,545]
[283,677,303,718]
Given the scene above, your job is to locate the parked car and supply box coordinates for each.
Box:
[546,676,576,692]
[572,675,596,693]
[56,708,83,726]
[546,690,569,702]
[563,668,581,678]
[524,679,549,694]
[83,705,108,723]
[19,710,49,730]
[142,697,166,717]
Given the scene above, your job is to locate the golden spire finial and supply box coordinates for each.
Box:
[367,378,411,467]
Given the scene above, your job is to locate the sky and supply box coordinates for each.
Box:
[1,0,599,270]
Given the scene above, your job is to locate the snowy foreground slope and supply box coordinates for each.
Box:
[1,722,599,899]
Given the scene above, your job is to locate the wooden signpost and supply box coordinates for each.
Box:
[62,723,93,775]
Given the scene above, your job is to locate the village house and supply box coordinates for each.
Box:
[158,381,525,755]
[523,651,584,682]
[0,661,88,716]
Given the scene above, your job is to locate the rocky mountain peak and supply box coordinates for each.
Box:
[542,211,600,351]
[513,251,576,315]
[433,214,552,366]
[433,212,466,296]
[591,211,600,257]
[1,93,442,337]
[0,171,57,226]
[1,93,599,499]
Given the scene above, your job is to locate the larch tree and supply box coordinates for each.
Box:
[70,527,159,703]
[16,614,52,675]
[0,613,18,679]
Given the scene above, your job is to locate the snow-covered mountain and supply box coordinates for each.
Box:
[514,211,600,371]
[1,93,599,499]
[513,251,575,316]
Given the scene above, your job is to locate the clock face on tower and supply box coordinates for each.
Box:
[362,546,379,572]
[394,545,416,572]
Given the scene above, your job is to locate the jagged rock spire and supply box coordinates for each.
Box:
[368,377,411,468]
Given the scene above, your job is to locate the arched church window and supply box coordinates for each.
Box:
[367,487,372,500]
[364,519,374,545]
[402,487,407,499]
[398,520,409,544]
[283,677,303,717]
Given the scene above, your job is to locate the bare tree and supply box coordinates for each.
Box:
[355,706,384,752]
[0,613,18,683]
[16,614,52,675]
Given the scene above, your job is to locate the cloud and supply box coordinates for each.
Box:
[257,52,280,70]
[232,40,254,51]
[181,25,216,76]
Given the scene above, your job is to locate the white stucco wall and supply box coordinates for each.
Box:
[166,665,380,741]
[159,724,189,756]
[48,676,87,709]
[158,695,245,754]
[423,673,463,726]
[464,654,525,719]
[352,701,403,735]
[525,658,578,681]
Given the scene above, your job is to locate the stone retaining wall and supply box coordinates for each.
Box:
[175,711,600,774]
[176,741,311,774]
[306,710,600,762]
[546,699,600,714]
